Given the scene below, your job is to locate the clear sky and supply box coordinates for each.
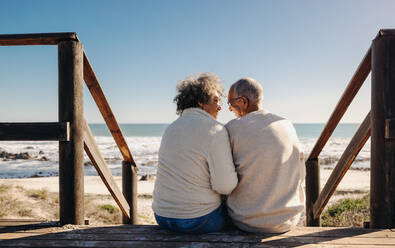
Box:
[1,0,395,124]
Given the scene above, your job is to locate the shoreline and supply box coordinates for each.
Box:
[0,168,370,195]
[0,168,370,202]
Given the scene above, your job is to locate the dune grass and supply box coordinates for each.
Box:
[0,184,155,224]
[321,194,370,227]
[28,188,49,200]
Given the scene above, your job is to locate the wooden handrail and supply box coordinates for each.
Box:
[0,122,70,141]
[313,112,371,219]
[0,32,136,224]
[83,119,131,219]
[0,33,78,46]
[307,48,371,160]
[83,52,136,165]
[306,46,372,226]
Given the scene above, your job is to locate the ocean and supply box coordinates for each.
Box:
[0,123,370,178]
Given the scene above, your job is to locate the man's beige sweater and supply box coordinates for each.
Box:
[152,108,238,219]
[225,109,305,233]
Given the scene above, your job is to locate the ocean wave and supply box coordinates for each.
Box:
[318,156,370,165]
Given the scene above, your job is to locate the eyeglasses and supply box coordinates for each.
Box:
[227,96,246,106]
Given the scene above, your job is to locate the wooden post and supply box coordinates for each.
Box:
[122,161,137,224]
[306,158,320,226]
[371,30,395,228]
[58,41,84,225]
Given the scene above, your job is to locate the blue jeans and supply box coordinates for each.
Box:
[154,204,229,234]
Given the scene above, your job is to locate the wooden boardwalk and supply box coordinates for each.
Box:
[0,220,394,247]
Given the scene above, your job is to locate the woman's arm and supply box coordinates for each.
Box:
[207,125,238,195]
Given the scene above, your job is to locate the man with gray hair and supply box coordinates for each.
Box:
[225,78,305,233]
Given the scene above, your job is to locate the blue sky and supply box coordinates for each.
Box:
[1,0,394,124]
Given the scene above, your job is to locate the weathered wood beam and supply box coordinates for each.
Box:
[308,47,371,160]
[58,40,84,225]
[83,52,136,165]
[1,226,395,246]
[371,30,395,228]
[0,33,78,46]
[83,119,131,220]
[305,158,320,226]
[0,122,69,141]
[378,29,395,36]
[122,161,137,224]
[313,112,371,219]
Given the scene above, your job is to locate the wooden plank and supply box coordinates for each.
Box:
[2,231,395,244]
[371,30,395,228]
[306,158,320,226]
[83,53,136,165]
[0,224,389,236]
[0,240,273,248]
[379,29,395,36]
[0,220,58,227]
[83,120,131,219]
[63,226,395,238]
[0,122,69,141]
[0,224,393,247]
[0,234,394,247]
[1,232,395,245]
[308,47,371,160]
[0,33,77,46]
[313,112,371,218]
[58,41,85,225]
[3,223,390,234]
[0,219,51,223]
[3,225,393,238]
[0,243,387,248]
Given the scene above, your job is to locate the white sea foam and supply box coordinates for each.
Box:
[0,135,370,179]
[0,136,161,178]
[300,137,370,169]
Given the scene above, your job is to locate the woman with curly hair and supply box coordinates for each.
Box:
[152,73,238,234]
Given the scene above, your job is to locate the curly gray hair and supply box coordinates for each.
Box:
[232,78,263,104]
[173,73,225,115]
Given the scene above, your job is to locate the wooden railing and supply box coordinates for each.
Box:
[83,52,137,223]
[305,47,372,226]
[3,31,395,228]
[0,33,137,225]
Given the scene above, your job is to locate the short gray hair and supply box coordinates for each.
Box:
[232,78,263,104]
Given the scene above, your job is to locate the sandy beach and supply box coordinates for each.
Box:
[0,176,154,195]
[0,168,370,195]
[0,168,369,225]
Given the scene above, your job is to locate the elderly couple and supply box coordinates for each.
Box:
[152,73,305,234]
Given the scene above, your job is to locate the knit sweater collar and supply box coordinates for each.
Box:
[182,107,214,119]
[241,108,270,119]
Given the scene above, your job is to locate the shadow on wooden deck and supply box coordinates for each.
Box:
[0,219,394,247]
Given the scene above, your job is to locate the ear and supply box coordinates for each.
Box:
[242,96,249,106]
[240,97,249,112]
